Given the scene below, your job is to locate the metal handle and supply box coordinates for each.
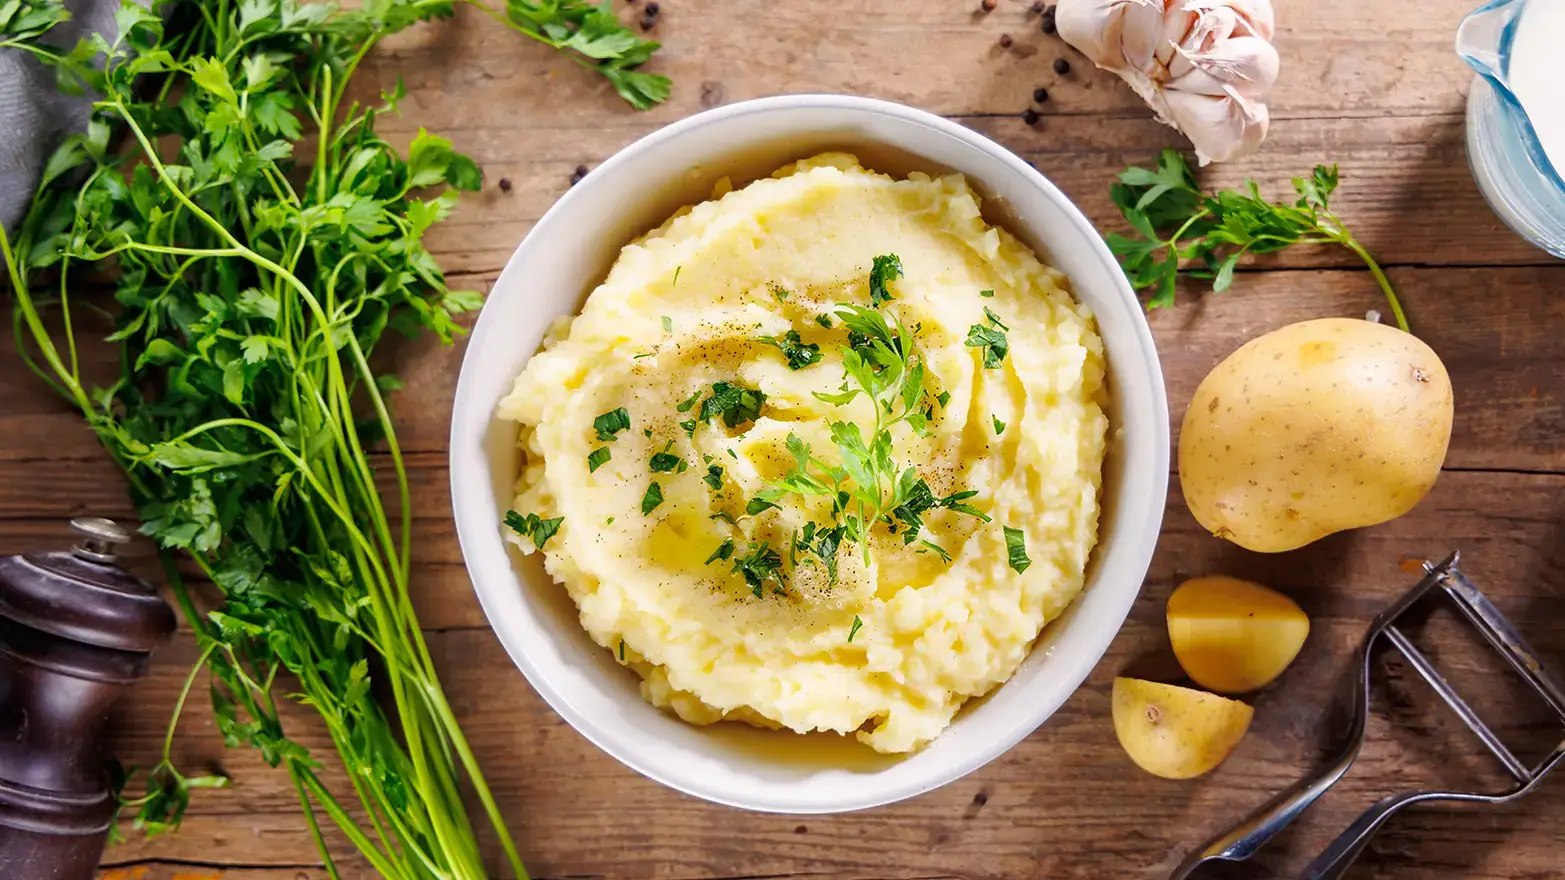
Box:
[69,516,131,564]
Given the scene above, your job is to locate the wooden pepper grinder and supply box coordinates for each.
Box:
[0,517,177,879]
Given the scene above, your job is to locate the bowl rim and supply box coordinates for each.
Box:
[449,93,1170,813]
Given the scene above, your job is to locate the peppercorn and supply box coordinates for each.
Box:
[1030,1,1046,12]
[1053,58,1070,74]
[1041,17,1056,34]
[998,33,1013,48]
[980,0,997,10]
[575,164,589,177]
[641,14,655,30]
[645,1,660,14]
[1033,87,1049,103]
[498,177,513,192]
[1022,108,1040,126]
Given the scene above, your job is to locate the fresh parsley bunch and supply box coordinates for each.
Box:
[1107,148,1408,331]
[1,0,663,874]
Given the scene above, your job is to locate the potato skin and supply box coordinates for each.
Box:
[1111,677,1253,779]
[1179,318,1453,553]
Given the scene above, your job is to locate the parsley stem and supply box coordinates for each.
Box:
[1341,237,1410,333]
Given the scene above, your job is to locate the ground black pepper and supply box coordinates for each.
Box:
[1032,87,1048,103]
[1022,108,1040,126]
[498,177,512,192]
[1053,57,1070,74]
[998,33,1013,48]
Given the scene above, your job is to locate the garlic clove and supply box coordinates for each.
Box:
[1163,88,1270,164]
[1167,36,1280,100]
[1056,0,1165,74]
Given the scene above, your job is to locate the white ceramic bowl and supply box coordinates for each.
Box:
[449,95,1169,814]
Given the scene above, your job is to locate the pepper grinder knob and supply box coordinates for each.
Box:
[69,516,132,564]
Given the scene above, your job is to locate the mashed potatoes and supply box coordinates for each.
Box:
[497,154,1108,753]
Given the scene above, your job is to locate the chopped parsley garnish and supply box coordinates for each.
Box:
[504,510,564,551]
[705,539,735,565]
[848,615,864,642]
[679,419,697,437]
[606,516,615,525]
[746,496,779,516]
[672,266,681,286]
[661,315,673,332]
[936,390,952,408]
[918,540,952,562]
[993,416,1006,434]
[587,447,612,472]
[758,329,822,370]
[619,640,626,660]
[965,306,1010,369]
[1004,526,1031,574]
[980,288,995,298]
[642,427,653,438]
[676,390,701,412]
[703,464,724,491]
[772,287,791,302]
[641,482,664,515]
[633,352,654,359]
[731,542,785,598]
[816,314,833,328]
[649,443,683,473]
[698,380,766,429]
[593,408,631,441]
[726,448,738,459]
[869,254,903,306]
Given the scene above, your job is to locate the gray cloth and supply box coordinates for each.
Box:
[0,0,121,231]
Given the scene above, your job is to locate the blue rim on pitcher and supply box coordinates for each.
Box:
[1458,0,1565,196]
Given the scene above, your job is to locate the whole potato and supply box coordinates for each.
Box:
[1180,318,1453,553]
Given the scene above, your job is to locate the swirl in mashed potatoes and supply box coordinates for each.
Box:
[497,154,1108,753]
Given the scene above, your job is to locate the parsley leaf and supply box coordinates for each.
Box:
[918,540,952,562]
[641,482,664,515]
[848,615,864,642]
[1003,526,1032,574]
[965,308,1009,369]
[758,329,822,370]
[593,408,631,441]
[703,464,724,491]
[869,254,903,306]
[587,447,612,472]
[1107,149,1407,329]
[649,442,683,473]
[698,380,766,429]
[731,542,785,598]
[505,509,565,551]
[816,314,833,328]
[936,390,951,408]
[489,0,672,110]
[993,416,1006,434]
[705,539,735,565]
[676,390,702,412]
[979,289,995,298]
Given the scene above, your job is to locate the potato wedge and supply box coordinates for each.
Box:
[1112,677,1253,779]
[1168,576,1309,694]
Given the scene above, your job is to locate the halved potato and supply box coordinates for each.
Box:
[1168,575,1310,694]
[1112,677,1253,779]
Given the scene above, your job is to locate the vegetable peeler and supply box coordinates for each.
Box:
[1170,552,1565,880]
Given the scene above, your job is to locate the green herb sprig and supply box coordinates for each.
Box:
[0,0,664,873]
[1107,148,1408,331]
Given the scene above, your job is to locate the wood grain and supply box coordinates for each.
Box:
[0,0,1556,878]
[88,472,1565,880]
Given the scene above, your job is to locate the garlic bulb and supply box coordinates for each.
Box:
[1056,0,1279,164]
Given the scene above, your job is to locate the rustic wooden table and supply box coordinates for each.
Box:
[5,1,1564,878]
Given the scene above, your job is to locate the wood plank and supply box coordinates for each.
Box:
[92,469,1565,879]
[99,869,330,880]
[367,0,1477,128]
[412,112,1546,279]
[6,265,1563,476]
